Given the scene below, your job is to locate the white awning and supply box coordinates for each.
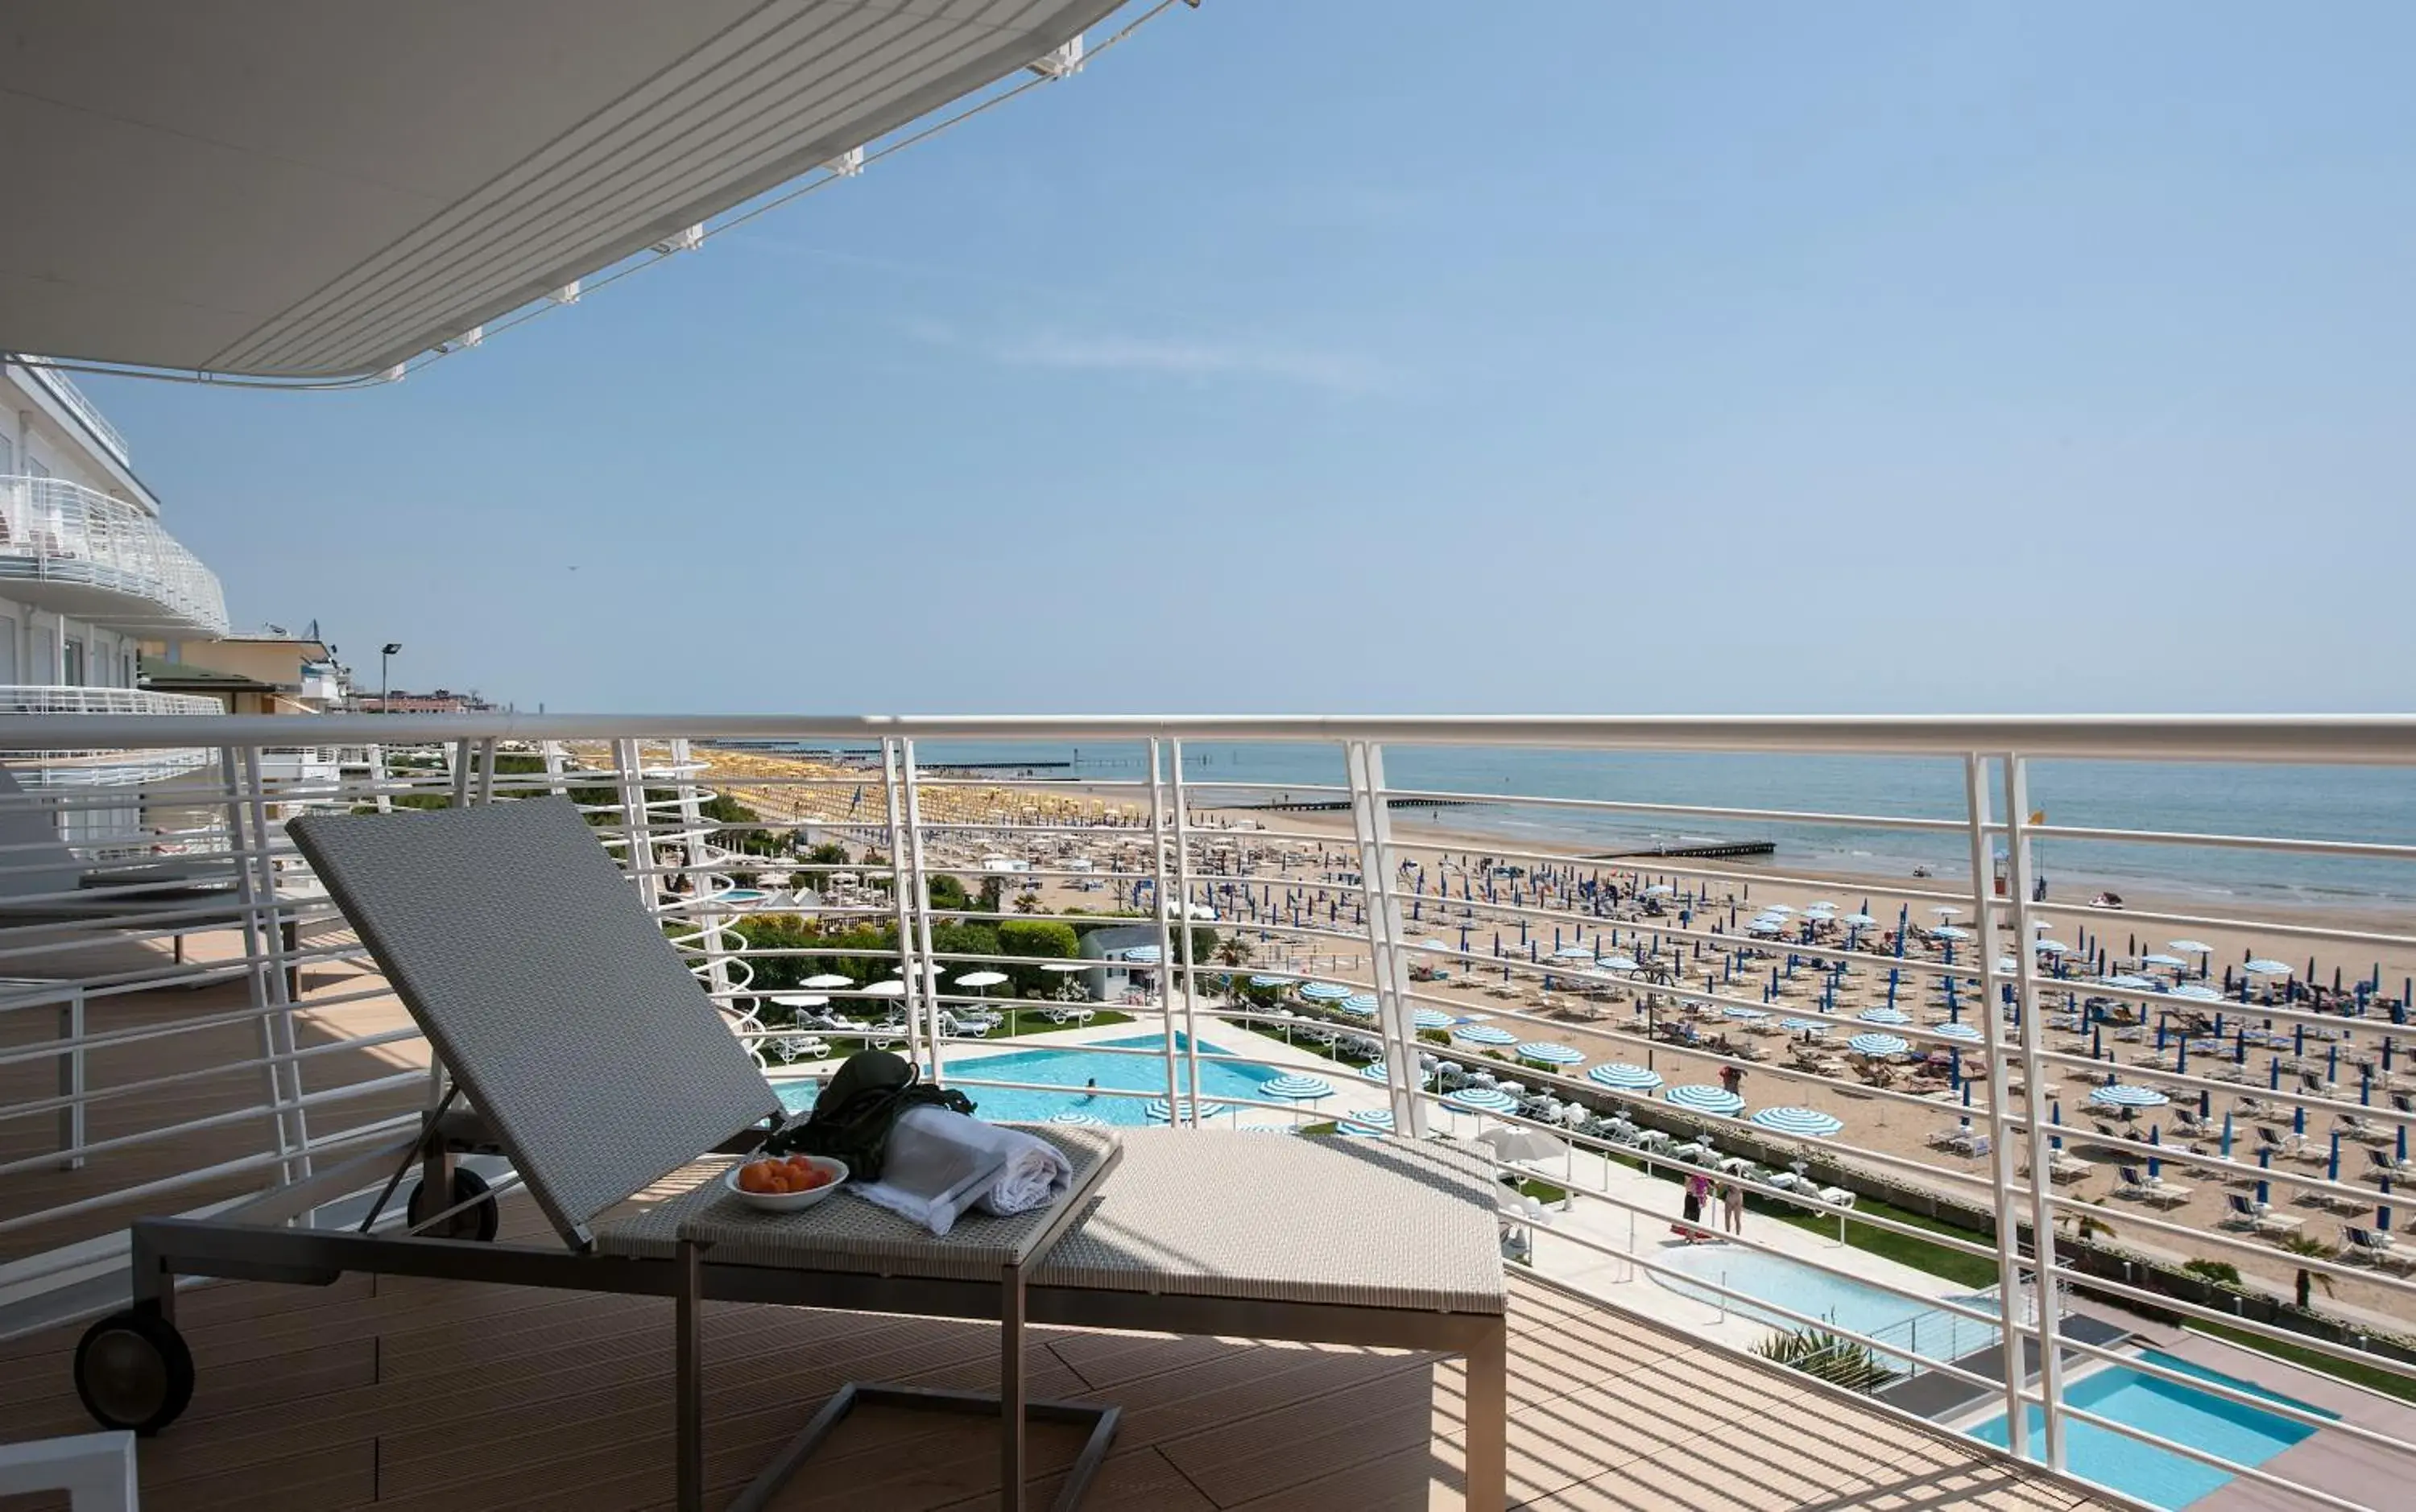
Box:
[0,1,1122,380]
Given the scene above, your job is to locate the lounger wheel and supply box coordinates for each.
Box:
[406,1167,501,1242]
[74,1308,195,1436]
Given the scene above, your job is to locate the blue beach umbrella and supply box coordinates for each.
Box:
[1858,1007,1910,1026]
[1263,1072,1335,1101]
[2091,1084,2169,1110]
[1848,1033,1909,1057]
[1049,1110,1107,1127]
[1412,1008,1454,1031]
[1446,1086,1518,1114]
[1298,981,1353,1002]
[1588,1063,1663,1093]
[1516,1041,1586,1068]
[1145,1097,1228,1123]
[1665,1084,1745,1116]
[1338,1108,1395,1136]
[1751,1106,1843,1138]
[1335,993,1380,1018]
[1453,1023,1517,1047]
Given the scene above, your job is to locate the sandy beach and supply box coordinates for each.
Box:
[677,744,2416,1330]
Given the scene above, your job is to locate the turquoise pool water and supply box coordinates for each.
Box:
[1649,1241,2000,1367]
[1970,1349,2335,1509]
[773,1032,1301,1124]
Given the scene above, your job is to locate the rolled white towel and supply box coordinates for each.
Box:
[851,1108,1074,1237]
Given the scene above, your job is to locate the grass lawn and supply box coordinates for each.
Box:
[979,1008,1135,1041]
[1764,1194,2001,1289]
[2188,1320,2416,1404]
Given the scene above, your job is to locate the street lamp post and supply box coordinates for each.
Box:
[379,642,401,711]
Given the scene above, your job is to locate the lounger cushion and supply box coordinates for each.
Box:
[1031,1129,1504,1314]
[289,798,780,1241]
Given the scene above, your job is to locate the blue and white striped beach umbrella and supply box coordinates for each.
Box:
[1336,992,1380,1017]
[2170,983,2224,1002]
[1263,1072,1334,1101]
[1145,1097,1229,1123]
[1338,1108,1396,1136]
[1779,1018,1827,1034]
[1751,1106,1844,1138]
[1847,1032,1910,1057]
[1857,1006,1910,1026]
[1049,1110,1107,1127]
[2090,1083,2170,1109]
[1359,1061,1432,1088]
[1664,1084,1745,1116]
[1298,981,1355,1002]
[1721,1006,1769,1022]
[1446,1086,1519,1113]
[1247,974,1292,988]
[1587,1063,1662,1093]
[1413,1009,1454,1031]
[1453,1023,1518,1047]
[1932,1022,1984,1043]
[1516,1042,1584,1067]
[1933,926,1971,941]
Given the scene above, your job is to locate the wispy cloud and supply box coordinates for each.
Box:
[988,330,1395,395]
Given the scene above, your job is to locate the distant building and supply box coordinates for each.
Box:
[139,634,347,715]
[353,688,496,715]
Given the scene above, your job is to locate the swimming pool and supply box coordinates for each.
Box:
[773,1032,1301,1125]
[1649,1240,2000,1368]
[1969,1349,2335,1510]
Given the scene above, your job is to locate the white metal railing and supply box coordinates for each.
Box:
[23,363,132,469]
[0,686,219,717]
[0,477,229,634]
[0,713,2410,1511]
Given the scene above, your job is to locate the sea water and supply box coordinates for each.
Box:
[730,740,2416,908]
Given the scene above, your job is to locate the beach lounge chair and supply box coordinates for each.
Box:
[2368,1146,2413,1179]
[2343,1226,2407,1268]
[79,799,1510,1510]
[2117,1167,2192,1208]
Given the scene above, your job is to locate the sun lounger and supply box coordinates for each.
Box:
[79,799,1510,1511]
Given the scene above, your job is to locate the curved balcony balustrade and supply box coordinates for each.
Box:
[0,477,230,635]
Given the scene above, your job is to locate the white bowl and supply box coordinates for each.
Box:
[724,1155,849,1213]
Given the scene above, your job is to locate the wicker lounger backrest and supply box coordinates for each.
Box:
[289,797,780,1246]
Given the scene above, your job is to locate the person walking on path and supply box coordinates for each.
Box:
[1721,1178,1745,1235]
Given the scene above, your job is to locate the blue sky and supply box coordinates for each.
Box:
[88,2,2416,715]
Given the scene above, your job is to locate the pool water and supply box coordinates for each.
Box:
[773,1032,1304,1125]
[1649,1241,2000,1368]
[1970,1349,2335,1509]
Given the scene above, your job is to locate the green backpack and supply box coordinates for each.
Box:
[765,1050,975,1180]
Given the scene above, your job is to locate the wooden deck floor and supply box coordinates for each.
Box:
[0,1208,2114,1512]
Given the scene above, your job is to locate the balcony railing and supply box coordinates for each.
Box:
[0,712,2412,1512]
[22,362,131,469]
[0,476,229,635]
[0,685,219,717]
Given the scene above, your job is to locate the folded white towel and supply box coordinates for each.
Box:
[850,1108,1074,1237]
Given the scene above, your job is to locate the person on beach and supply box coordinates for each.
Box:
[1722,1179,1745,1235]
[1719,1064,1744,1099]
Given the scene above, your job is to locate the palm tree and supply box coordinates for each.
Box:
[2278,1233,2335,1312]
[2056,1204,2117,1254]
